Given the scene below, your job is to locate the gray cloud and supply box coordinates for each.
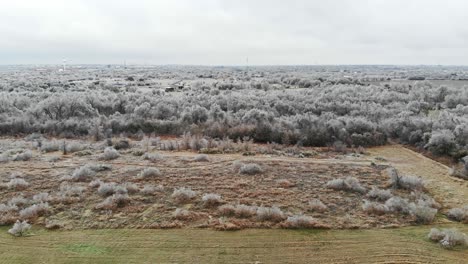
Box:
[0,0,467,65]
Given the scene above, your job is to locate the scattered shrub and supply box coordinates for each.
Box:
[173,208,192,220]
[202,193,222,207]
[143,153,164,162]
[218,204,236,216]
[367,187,393,201]
[122,182,139,194]
[277,179,295,188]
[101,147,120,160]
[7,178,29,190]
[139,167,161,178]
[32,192,49,203]
[239,163,263,175]
[256,206,286,222]
[171,187,197,204]
[308,199,328,212]
[411,203,437,224]
[13,150,32,161]
[96,194,130,210]
[41,141,60,152]
[234,204,257,218]
[97,182,118,197]
[388,168,424,191]
[362,200,389,215]
[89,179,103,188]
[19,203,49,219]
[325,176,366,194]
[140,184,163,195]
[70,165,96,181]
[193,154,210,162]
[8,196,30,207]
[284,215,320,228]
[428,228,468,249]
[447,206,468,222]
[8,220,31,237]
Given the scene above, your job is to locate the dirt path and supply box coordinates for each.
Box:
[369,145,468,209]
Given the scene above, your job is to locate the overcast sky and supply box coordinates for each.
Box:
[0,0,467,65]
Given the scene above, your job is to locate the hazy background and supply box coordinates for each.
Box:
[0,0,467,65]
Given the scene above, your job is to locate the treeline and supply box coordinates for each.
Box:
[1,80,468,159]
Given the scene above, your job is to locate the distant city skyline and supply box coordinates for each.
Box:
[1,0,467,65]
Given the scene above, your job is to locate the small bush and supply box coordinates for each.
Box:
[277,179,295,188]
[193,154,210,162]
[367,187,393,201]
[284,215,320,229]
[410,202,438,224]
[428,228,468,249]
[140,184,163,195]
[19,203,49,219]
[234,204,257,218]
[101,147,120,160]
[388,169,424,191]
[202,193,222,207]
[89,179,103,188]
[122,182,139,194]
[325,176,366,194]
[114,139,130,150]
[66,142,86,153]
[232,160,244,172]
[139,167,161,178]
[239,163,263,175]
[7,178,29,190]
[97,182,119,197]
[32,192,49,203]
[173,208,192,220]
[70,165,96,182]
[362,200,389,215]
[308,199,328,212]
[8,220,31,237]
[171,187,197,204]
[8,196,29,207]
[447,207,468,222]
[96,194,130,210]
[13,150,32,161]
[143,153,164,162]
[58,182,86,198]
[256,206,286,222]
[41,141,60,152]
[218,204,236,216]
[385,196,411,214]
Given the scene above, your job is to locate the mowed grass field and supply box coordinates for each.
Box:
[0,224,467,264]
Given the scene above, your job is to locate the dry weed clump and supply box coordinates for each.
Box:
[428,228,468,249]
[325,176,366,194]
[171,187,197,204]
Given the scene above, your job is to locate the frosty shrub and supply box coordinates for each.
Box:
[139,167,161,178]
[8,196,29,207]
[308,199,328,212]
[388,168,424,191]
[140,184,164,195]
[171,187,196,204]
[234,204,257,218]
[428,228,468,249]
[58,182,86,198]
[193,154,210,162]
[173,208,192,220]
[239,163,263,175]
[66,142,86,153]
[70,165,96,181]
[256,206,286,222]
[424,130,457,156]
[143,153,164,162]
[8,220,31,237]
[362,200,389,215]
[32,192,49,203]
[98,182,118,197]
[411,203,437,224]
[19,203,49,219]
[0,204,19,214]
[122,182,139,194]
[13,150,32,161]
[367,187,393,201]
[325,176,366,194]
[447,206,468,222]
[218,204,236,216]
[96,194,130,210]
[89,179,103,188]
[385,196,411,214]
[284,215,320,229]
[41,141,60,152]
[202,193,222,207]
[7,178,29,190]
[101,147,120,160]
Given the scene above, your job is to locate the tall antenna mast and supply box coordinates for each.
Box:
[246,57,249,73]
[62,58,67,71]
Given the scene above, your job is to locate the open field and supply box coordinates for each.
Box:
[1,224,467,264]
[0,137,447,230]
